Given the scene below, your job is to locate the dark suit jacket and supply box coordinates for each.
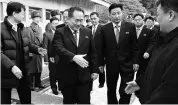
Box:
[52,23,66,64]
[43,30,54,61]
[56,23,65,29]
[99,21,139,81]
[137,26,155,73]
[88,24,103,66]
[52,26,98,84]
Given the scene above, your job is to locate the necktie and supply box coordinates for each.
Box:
[136,28,140,38]
[73,30,78,46]
[92,26,96,37]
[115,25,120,43]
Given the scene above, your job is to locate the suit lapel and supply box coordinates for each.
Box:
[79,28,85,46]
[138,26,146,41]
[118,21,125,45]
[94,24,101,37]
[108,23,118,45]
[48,30,54,41]
[65,26,77,47]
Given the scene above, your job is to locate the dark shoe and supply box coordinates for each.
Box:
[30,85,36,91]
[99,84,104,88]
[36,84,45,88]
[52,90,59,95]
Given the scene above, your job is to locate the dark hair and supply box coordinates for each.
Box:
[50,10,60,17]
[109,3,123,13]
[50,16,59,23]
[6,1,26,16]
[144,16,155,22]
[86,19,91,23]
[133,13,144,19]
[68,7,85,18]
[90,12,99,17]
[156,0,178,13]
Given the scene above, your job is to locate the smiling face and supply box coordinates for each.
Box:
[110,7,123,24]
[68,10,84,31]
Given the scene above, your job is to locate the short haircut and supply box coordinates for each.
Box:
[6,1,26,16]
[50,10,60,17]
[144,16,155,22]
[50,16,59,23]
[133,13,144,19]
[68,7,85,18]
[156,0,178,13]
[109,3,123,13]
[86,19,91,23]
[90,12,99,17]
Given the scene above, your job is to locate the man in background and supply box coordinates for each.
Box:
[43,17,60,95]
[89,12,105,88]
[45,10,61,32]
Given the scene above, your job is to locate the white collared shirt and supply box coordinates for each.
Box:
[92,24,99,35]
[69,26,80,47]
[51,29,55,35]
[112,22,121,35]
[136,25,144,38]
[7,18,18,31]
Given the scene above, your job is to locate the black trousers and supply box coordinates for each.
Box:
[49,62,59,91]
[61,81,92,104]
[99,70,105,86]
[28,72,42,87]
[106,70,132,104]
[1,76,31,104]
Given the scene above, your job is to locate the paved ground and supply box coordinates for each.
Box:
[11,64,141,105]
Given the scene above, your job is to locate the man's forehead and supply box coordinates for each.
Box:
[73,11,84,18]
[111,8,122,13]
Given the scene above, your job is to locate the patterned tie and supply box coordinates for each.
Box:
[136,28,140,38]
[92,25,96,38]
[115,25,120,43]
[73,30,78,46]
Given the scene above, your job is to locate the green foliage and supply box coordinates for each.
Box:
[96,0,148,23]
[139,0,157,15]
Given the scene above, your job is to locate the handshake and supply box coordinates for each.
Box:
[124,81,140,94]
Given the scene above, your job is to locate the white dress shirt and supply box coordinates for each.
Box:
[136,25,144,38]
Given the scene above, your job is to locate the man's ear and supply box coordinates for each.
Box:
[169,10,175,21]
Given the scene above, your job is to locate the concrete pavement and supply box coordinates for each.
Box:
[11,64,141,105]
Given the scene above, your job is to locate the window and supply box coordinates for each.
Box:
[46,9,51,20]
[0,2,4,21]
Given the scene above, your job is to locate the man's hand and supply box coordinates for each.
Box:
[133,64,139,72]
[99,66,104,73]
[44,62,49,65]
[125,81,140,94]
[143,52,149,59]
[91,73,98,81]
[72,54,88,68]
[11,65,23,79]
[38,48,47,56]
[50,57,55,63]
